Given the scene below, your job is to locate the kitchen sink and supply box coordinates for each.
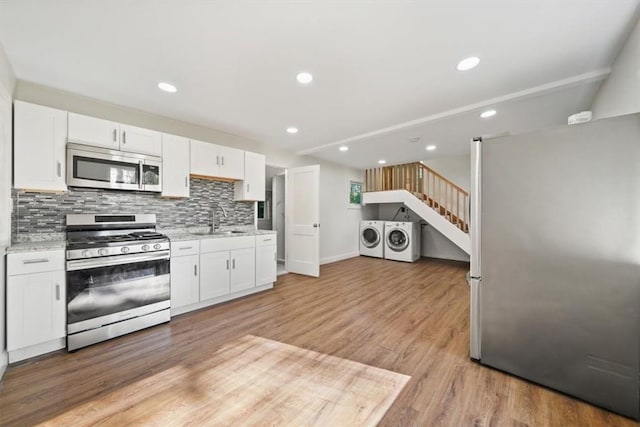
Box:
[191,230,249,236]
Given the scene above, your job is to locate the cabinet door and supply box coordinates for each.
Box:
[162,134,190,197]
[121,124,162,156]
[218,145,245,180]
[230,247,256,293]
[256,244,277,286]
[68,112,120,149]
[7,270,66,351]
[14,101,68,191]
[235,151,265,201]
[200,250,230,300]
[170,254,199,309]
[190,139,219,177]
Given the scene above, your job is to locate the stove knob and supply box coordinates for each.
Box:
[141,245,150,251]
[121,247,130,254]
[98,249,108,256]
[153,243,161,250]
[82,250,90,258]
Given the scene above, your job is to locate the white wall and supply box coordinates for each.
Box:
[14,81,366,267]
[0,40,16,379]
[592,18,640,119]
[423,155,470,192]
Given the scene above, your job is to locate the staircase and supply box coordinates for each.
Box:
[362,162,471,254]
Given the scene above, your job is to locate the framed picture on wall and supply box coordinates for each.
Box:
[349,181,363,208]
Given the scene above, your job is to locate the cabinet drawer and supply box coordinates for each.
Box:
[256,234,277,247]
[171,240,200,256]
[8,250,65,276]
[200,236,255,253]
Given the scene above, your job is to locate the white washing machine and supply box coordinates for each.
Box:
[360,220,385,258]
[384,221,420,262]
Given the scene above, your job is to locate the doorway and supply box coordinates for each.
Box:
[259,165,287,275]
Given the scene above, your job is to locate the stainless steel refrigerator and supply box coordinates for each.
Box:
[470,113,640,419]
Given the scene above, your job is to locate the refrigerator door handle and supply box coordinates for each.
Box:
[470,137,482,279]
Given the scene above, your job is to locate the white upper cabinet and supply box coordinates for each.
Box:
[161,133,190,198]
[235,151,265,201]
[120,124,161,156]
[190,140,245,180]
[218,145,245,180]
[190,139,218,176]
[68,113,119,149]
[68,113,161,155]
[14,101,68,192]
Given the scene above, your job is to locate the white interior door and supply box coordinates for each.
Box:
[286,165,320,277]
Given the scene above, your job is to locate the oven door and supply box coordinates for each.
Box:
[66,251,170,334]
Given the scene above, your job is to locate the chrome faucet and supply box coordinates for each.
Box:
[211,206,228,232]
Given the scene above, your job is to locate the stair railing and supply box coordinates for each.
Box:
[364,162,469,232]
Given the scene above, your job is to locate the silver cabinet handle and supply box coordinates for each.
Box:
[194,265,198,276]
[55,284,60,301]
[138,161,143,189]
[226,259,229,270]
[221,156,224,166]
[122,131,126,144]
[262,238,272,242]
[216,155,220,165]
[23,258,49,264]
[247,183,250,193]
[113,128,117,142]
[274,252,276,261]
[185,176,188,187]
[313,223,319,228]
[232,259,235,269]
[178,246,193,250]
[56,161,62,177]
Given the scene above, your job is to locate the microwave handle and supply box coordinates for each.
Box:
[139,161,144,189]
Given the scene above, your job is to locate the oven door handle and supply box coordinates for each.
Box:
[66,251,170,271]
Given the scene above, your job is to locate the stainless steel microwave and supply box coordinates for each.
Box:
[67,143,162,192]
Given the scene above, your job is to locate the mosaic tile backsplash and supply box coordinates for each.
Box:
[12,178,255,241]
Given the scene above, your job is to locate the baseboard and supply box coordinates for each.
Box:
[0,349,7,380]
[320,251,360,265]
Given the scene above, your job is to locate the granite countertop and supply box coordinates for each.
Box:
[7,228,276,253]
[7,239,67,254]
[163,228,277,242]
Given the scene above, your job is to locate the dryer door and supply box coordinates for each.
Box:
[387,228,409,252]
[361,227,381,248]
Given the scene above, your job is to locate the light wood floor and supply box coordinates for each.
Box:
[0,257,636,426]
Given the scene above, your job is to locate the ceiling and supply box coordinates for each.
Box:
[1,0,638,169]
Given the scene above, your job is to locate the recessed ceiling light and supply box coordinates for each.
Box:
[157,82,177,93]
[378,160,386,165]
[456,56,480,71]
[296,72,313,84]
[426,145,436,151]
[286,127,298,134]
[339,146,349,152]
[480,109,497,118]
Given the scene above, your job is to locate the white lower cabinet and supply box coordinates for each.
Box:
[200,250,231,300]
[171,234,276,317]
[7,250,66,363]
[170,241,200,309]
[200,236,255,298]
[230,247,256,293]
[256,235,277,286]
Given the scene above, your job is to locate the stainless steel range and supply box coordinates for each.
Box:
[65,214,170,351]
